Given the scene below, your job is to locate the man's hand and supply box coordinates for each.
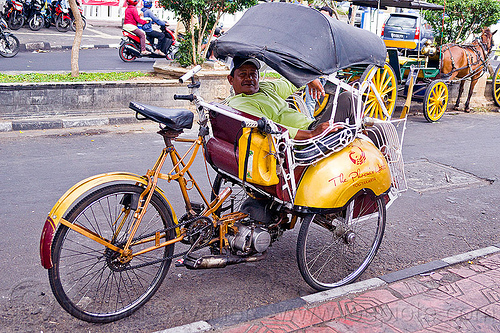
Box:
[307,79,325,100]
[294,122,344,140]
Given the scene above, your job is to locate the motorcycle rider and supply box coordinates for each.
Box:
[123,0,150,56]
[140,0,171,57]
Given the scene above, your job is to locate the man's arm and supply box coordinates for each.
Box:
[294,122,344,140]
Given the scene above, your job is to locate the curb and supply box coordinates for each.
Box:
[19,42,120,53]
[0,114,139,132]
[153,245,500,333]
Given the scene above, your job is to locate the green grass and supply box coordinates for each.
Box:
[0,72,150,83]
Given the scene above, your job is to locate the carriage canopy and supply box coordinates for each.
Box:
[213,2,386,87]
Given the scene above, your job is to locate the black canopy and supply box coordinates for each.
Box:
[213,2,386,87]
[350,0,444,11]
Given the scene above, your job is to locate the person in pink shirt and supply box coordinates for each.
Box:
[123,0,150,55]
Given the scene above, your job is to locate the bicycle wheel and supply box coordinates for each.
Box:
[296,193,386,291]
[360,63,398,120]
[0,34,20,57]
[492,65,500,107]
[211,174,247,216]
[48,184,175,323]
[423,80,448,122]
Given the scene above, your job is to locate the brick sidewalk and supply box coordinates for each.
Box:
[222,252,500,333]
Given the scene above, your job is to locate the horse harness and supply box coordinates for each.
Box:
[441,37,491,81]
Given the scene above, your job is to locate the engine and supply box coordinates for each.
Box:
[226,222,271,254]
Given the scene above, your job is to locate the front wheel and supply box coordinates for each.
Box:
[55,15,71,32]
[0,34,20,57]
[423,80,448,122]
[296,193,386,291]
[48,184,175,323]
[8,12,24,30]
[360,63,398,120]
[119,42,138,62]
[71,16,86,32]
[492,65,500,107]
[29,13,44,31]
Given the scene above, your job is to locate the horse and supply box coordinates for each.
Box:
[440,27,496,112]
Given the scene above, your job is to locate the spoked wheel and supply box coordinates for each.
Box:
[492,65,500,107]
[423,80,448,122]
[119,42,137,62]
[29,13,44,31]
[296,193,386,291]
[211,174,247,216]
[0,34,20,57]
[8,12,24,30]
[48,184,175,323]
[56,16,71,32]
[360,63,398,120]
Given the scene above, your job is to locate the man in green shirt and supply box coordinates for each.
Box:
[226,56,341,139]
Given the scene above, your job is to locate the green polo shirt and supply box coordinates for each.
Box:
[226,78,314,138]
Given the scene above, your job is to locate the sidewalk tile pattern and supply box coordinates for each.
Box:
[224,253,500,332]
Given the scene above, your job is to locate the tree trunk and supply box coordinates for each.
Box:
[69,0,83,77]
[202,11,221,60]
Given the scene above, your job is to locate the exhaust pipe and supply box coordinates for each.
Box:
[124,44,141,57]
[183,251,267,269]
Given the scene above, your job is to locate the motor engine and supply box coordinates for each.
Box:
[227,222,271,254]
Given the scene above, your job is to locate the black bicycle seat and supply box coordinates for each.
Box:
[129,102,194,131]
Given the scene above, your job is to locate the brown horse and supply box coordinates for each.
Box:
[440,28,496,111]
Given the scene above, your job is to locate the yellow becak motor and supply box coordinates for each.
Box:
[238,128,279,186]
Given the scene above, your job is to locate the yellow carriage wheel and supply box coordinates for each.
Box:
[492,65,500,107]
[360,63,398,120]
[423,80,448,122]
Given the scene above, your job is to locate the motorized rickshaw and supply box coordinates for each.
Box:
[39,2,407,323]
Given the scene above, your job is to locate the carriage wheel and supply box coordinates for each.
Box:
[360,63,398,120]
[492,65,500,107]
[423,80,448,122]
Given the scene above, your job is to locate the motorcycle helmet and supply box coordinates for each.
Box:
[127,0,139,5]
[143,0,152,8]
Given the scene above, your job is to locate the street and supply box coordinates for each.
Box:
[0,110,499,332]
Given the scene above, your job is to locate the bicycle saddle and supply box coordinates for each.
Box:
[129,102,193,131]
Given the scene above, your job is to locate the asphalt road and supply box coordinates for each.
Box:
[0,109,499,332]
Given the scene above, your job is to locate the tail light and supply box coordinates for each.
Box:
[381,23,385,36]
[415,26,420,40]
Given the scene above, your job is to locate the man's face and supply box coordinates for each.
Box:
[228,63,260,95]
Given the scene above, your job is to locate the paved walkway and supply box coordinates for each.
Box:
[160,247,500,333]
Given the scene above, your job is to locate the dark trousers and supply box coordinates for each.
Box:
[146,30,172,54]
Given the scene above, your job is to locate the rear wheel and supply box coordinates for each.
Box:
[360,63,398,120]
[492,65,500,107]
[71,17,86,32]
[119,42,137,62]
[211,174,247,216]
[0,34,20,57]
[296,193,386,291]
[8,12,24,30]
[423,80,448,122]
[29,13,44,31]
[48,184,175,323]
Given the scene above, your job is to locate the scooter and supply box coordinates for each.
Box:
[0,15,19,57]
[119,27,178,62]
[2,0,24,30]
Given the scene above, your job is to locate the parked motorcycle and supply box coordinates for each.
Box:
[0,15,20,57]
[119,26,178,62]
[25,0,45,31]
[69,1,86,32]
[3,0,24,30]
[43,1,71,32]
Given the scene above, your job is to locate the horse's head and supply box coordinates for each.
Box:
[480,27,496,54]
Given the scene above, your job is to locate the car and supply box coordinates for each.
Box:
[381,12,434,52]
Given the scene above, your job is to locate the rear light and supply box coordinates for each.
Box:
[381,23,385,36]
[415,26,420,40]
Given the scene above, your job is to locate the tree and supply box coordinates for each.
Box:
[161,0,258,66]
[424,0,500,47]
[69,0,84,77]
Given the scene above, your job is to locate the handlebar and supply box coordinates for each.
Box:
[174,94,195,101]
[179,65,202,83]
[241,117,281,134]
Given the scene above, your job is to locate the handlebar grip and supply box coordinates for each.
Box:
[174,94,195,101]
[179,65,202,83]
[241,120,258,128]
